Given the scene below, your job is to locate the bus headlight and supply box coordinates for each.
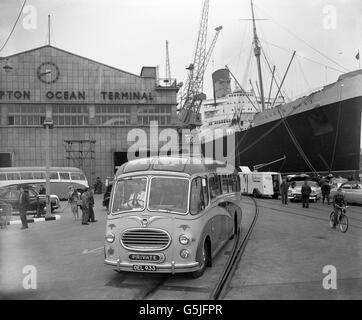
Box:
[180,249,190,259]
[179,234,190,245]
[105,232,115,243]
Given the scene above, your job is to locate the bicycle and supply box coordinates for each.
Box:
[329,204,349,233]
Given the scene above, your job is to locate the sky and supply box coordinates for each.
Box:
[0,0,361,100]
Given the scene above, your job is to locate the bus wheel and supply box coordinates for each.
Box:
[190,241,209,278]
[253,189,259,198]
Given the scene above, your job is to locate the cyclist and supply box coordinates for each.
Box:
[332,187,347,228]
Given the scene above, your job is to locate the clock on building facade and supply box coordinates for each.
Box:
[37,62,60,84]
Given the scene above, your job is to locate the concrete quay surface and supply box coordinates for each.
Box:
[226,197,362,299]
[0,194,361,300]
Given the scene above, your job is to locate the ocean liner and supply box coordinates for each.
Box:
[199,2,362,178]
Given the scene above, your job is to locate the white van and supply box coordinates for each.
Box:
[239,166,282,198]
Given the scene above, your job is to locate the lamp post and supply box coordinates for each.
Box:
[43,118,53,218]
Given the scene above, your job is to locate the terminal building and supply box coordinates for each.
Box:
[0,45,181,184]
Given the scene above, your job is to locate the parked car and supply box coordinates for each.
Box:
[330,181,362,205]
[288,180,322,202]
[102,182,113,210]
[0,184,60,213]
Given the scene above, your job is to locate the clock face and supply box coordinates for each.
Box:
[37,62,60,84]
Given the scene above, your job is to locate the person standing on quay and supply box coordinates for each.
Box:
[279,177,290,205]
[81,188,90,225]
[18,186,29,229]
[321,180,331,205]
[301,180,312,208]
[88,187,97,222]
[68,185,80,221]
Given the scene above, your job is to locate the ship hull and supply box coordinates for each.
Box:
[204,96,362,176]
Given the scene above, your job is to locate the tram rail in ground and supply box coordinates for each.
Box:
[210,197,259,300]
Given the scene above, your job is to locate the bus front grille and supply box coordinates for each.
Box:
[121,228,171,251]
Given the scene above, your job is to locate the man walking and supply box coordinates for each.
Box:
[301,180,312,208]
[18,186,29,229]
[279,177,290,205]
[321,180,331,205]
[81,188,90,225]
[88,187,97,222]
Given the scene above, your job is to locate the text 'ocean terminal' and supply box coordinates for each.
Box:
[0,90,154,101]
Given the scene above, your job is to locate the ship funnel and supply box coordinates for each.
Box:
[212,68,231,99]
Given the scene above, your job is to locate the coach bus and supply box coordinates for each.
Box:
[104,156,243,278]
[0,167,88,200]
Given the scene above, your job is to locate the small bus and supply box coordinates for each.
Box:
[104,156,242,278]
[0,167,88,200]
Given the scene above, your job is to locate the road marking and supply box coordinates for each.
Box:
[82,246,104,255]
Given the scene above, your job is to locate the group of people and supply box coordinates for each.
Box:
[279,178,315,208]
[278,176,346,228]
[279,176,334,208]
[68,186,97,225]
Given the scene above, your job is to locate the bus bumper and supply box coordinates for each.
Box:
[104,259,200,274]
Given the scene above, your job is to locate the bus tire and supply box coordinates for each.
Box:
[253,189,259,198]
[190,240,210,278]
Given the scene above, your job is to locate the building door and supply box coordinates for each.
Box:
[114,152,128,173]
[0,153,12,167]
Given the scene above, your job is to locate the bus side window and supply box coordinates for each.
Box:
[59,172,70,180]
[201,177,209,207]
[209,174,220,198]
[50,172,59,180]
[234,174,240,192]
[190,177,205,215]
[221,175,229,193]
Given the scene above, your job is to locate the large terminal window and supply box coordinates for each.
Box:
[95,104,131,126]
[52,105,89,126]
[7,104,46,126]
[137,105,172,125]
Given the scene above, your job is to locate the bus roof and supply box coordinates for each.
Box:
[0,167,83,172]
[115,156,237,177]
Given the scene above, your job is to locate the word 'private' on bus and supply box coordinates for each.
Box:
[104,156,243,278]
[0,167,88,200]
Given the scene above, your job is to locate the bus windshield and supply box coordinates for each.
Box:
[112,177,147,213]
[148,177,189,214]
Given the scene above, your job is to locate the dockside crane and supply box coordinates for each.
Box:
[178,0,222,130]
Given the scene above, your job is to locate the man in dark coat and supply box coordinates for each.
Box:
[18,186,29,229]
[321,180,331,205]
[88,187,97,222]
[279,177,290,204]
[301,180,312,208]
[81,188,90,225]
